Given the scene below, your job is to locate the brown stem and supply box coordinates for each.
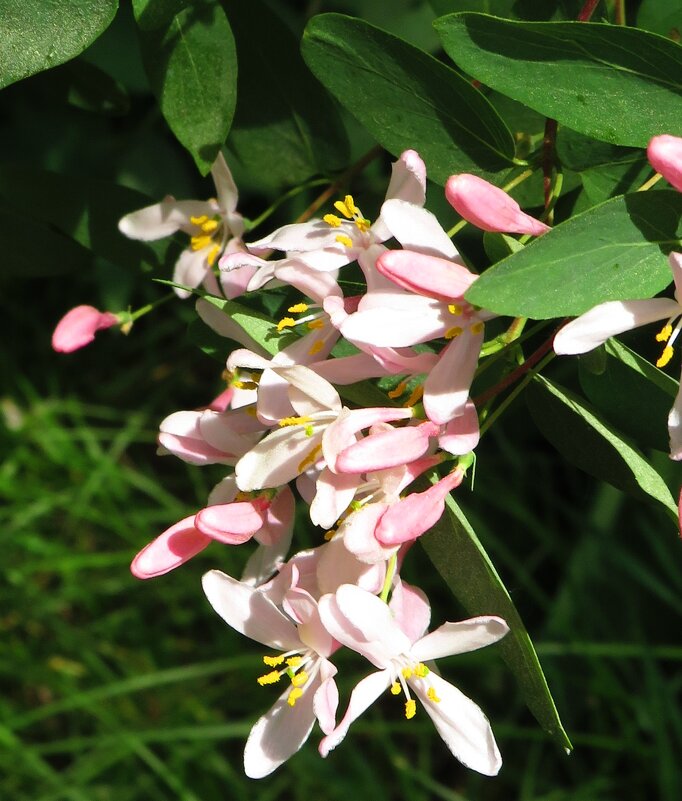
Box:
[542,118,558,209]
[294,145,384,225]
[473,324,564,408]
[577,0,601,22]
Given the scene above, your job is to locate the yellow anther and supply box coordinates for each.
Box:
[354,217,371,233]
[323,529,336,541]
[404,385,424,408]
[335,233,354,248]
[308,340,324,357]
[288,302,309,313]
[656,323,673,342]
[390,682,402,695]
[401,667,414,679]
[298,443,322,473]
[307,319,325,330]
[405,699,417,719]
[345,195,358,215]
[277,317,296,331]
[207,244,220,266]
[246,406,258,417]
[470,321,484,335]
[388,379,409,399]
[304,424,315,436]
[415,663,429,678]
[286,656,303,667]
[263,655,285,667]
[190,215,209,225]
[323,213,342,227]
[201,219,219,233]
[257,671,281,686]
[287,687,304,706]
[657,345,674,368]
[448,303,463,315]
[278,416,312,427]
[190,234,212,251]
[233,380,259,391]
[445,326,463,340]
[427,686,441,703]
[291,670,309,688]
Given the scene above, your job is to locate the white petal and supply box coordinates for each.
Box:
[172,248,210,298]
[553,299,680,355]
[670,252,682,302]
[341,304,445,348]
[335,584,412,657]
[195,298,270,355]
[668,378,682,460]
[274,365,342,414]
[412,617,509,662]
[380,199,458,259]
[201,570,301,650]
[118,198,214,240]
[235,427,326,490]
[411,673,502,776]
[249,219,340,252]
[423,328,483,424]
[210,152,244,236]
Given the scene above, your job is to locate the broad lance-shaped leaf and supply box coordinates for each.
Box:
[0,0,118,90]
[579,339,678,454]
[222,0,348,188]
[435,13,682,148]
[420,493,572,752]
[527,375,678,518]
[302,13,516,185]
[465,191,682,319]
[132,0,236,175]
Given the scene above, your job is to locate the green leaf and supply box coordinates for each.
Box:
[222,0,349,189]
[429,0,581,20]
[199,295,288,357]
[579,339,678,453]
[637,0,682,38]
[302,13,516,185]
[526,375,677,516]
[465,191,682,318]
[435,13,682,148]
[133,0,237,175]
[420,493,572,752]
[0,0,118,90]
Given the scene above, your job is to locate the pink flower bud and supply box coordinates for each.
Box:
[445,174,550,236]
[52,305,118,353]
[647,134,682,192]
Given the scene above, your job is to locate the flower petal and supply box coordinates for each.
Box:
[411,616,509,662]
[376,249,476,301]
[131,516,210,579]
[647,134,682,193]
[194,501,266,544]
[668,378,682,460]
[379,199,458,258]
[388,578,431,644]
[118,198,215,240]
[52,306,118,353]
[424,327,483,424]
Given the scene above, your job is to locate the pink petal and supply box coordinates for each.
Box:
[256,486,295,547]
[172,247,211,298]
[335,422,436,475]
[424,327,484,424]
[314,661,340,735]
[316,535,387,593]
[130,516,211,579]
[339,503,394,565]
[647,134,682,192]
[334,584,412,658]
[194,501,267,544]
[388,578,431,644]
[669,252,682,302]
[310,467,360,530]
[52,306,118,353]
[411,616,509,662]
[445,174,550,236]
[376,250,476,301]
[438,402,480,455]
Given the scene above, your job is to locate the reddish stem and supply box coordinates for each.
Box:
[542,118,558,209]
[577,0,600,22]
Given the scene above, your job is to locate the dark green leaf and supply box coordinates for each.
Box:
[465,191,682,318]
[222,0,349,189]
[579,339,677,453]
[199,295,289,357]
[133,0,237,175]
[527,375,677,516]
[435,14,682,147]
[59,59,129,116]
[302,13,516,185]
[429,0,580,20]
[0,0,118,90]
[636,0,682,38]
[420,493,572,751]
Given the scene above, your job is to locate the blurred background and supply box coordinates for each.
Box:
[2,1,681,799]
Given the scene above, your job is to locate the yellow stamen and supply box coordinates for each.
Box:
[277,317,296,331]
[354,218,371,233]
[388,379,409,399]
[427,687,441,703]
[345,195,358,215]
[288,302,309,313]
[335,233,354,248]
[287,687,304,706]
[405,699,417,719]
[448,303,463,316]
[401,667,414,679]
[415,663,429,678]
[404,385,424,407]
[286,656,303,667]
[201,219,219,233]
[656,323,673,342]
[390,682,402,695]
[263,655,285,667]
[470,321,484,335]
[207,244,220,266]
[190,234,212,251]
[291,670,309,688]
[298,443,322,473]
[246,406,258,417]
[308,340,324,357]
[257,671,281,686]
[323,213,342,227]
[278,416,312,427]
[190,215,209,225]
[304,424,315,436]
[445,326,463,340]
[233,380,259,391]
[657,345,674,368]
[307,319,325,330]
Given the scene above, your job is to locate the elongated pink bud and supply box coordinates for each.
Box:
[445,174,550,236]
[335,421,439,474]
[375,469,464,545]
[194,499,268,544]
[647,134,682,192]
[376,250,476,301]
[52,305,118,353]
[131,516,211,579]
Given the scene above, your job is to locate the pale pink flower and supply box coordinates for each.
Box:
[52,305,118,353]
[202,570,339,778]
[318,584,508,775]
[554,252,682,459]
[647,134,682,192]
[445,174,550,236]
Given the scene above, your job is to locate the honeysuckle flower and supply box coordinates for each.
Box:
[554,252,682,459]
[202,569,339,778]
[318,584,508,775]
[647,134,682,192]
[119,153,244,298]
[52,305,119,353]
[445,174,550,236]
